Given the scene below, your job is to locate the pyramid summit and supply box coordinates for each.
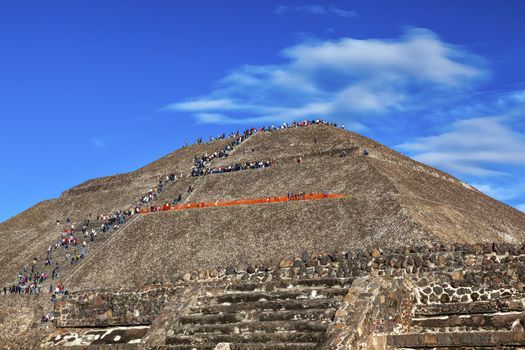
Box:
[1,120,525,349]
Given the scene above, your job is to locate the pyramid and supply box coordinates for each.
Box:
[1,122,525,349]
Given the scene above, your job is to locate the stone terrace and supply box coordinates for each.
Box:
[42,242,525,349]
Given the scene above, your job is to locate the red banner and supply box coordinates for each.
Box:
[141,193,346,214]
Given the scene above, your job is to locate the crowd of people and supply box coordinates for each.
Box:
[3,257,59,295]
[3,221,90,331]
[191,129,256,177]
[95,173,185,233]
[2,118,343,327]
[191,119,338,177]
[3,214,101,298]
[186,119,339,148]
[88,175,185,247]
[194,132,227,144]
[42,282,67,324]
[4,276,44,294]
[288,192,306,200]
[202,160,272,176]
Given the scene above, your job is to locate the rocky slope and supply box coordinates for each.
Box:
[2,124,525,290]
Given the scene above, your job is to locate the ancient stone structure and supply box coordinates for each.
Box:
[2,123,525,349]
[39,242,525,348]
[54,287,181,328]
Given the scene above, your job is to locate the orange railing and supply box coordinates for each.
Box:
[140,193,347,214]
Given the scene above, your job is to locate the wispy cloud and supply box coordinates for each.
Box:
[275,5,358,18]
[164,28,487,126]
[169,99,239,111]
[471,182,525,202]
[161,27,525,212]
[396,88,525,209]
[91,137,107,149]
[471,181,525,214]
[398,116,525,177]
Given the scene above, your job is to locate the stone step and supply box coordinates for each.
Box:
[41,235,111,267]
[414,299,524,317]
[71,345,140,349]
[387,331,525,348]
[258,308,336,322]
[167,331,323,345]
[230,344,319,350]
[271,278,351,288]
[180,308,335,325]
[161,342,319,350]
[181,320,328,335]
[188,297,341,315]
[45,326,148,348]
[222,278,351,293]
[392,348,522,350]
[180,313,244,325]
[412,311,525,330]
[197,288,347,305]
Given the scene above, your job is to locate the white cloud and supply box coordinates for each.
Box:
[472,182,525,202]
[499,89,525,105]
[275,5,358,18]
[432,88,525,121]
[164,28,486,125]
[167,99,238,111]
[398,117,525,176]
[165,98,288,115]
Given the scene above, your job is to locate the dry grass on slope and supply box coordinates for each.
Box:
[186,154,386,203]
[213,125,357,167]
[369,156,525,244]
[0,293,50,349]
[68,195,429,290]
[66,144,433,290]
[61,137,233,199]
[4,124,525,290]
[0,138,233,286]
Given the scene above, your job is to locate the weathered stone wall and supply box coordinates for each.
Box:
[54,241,525,349]
[57,242,525,324]
[166,241,525,349]
[320,276,413,350]
[412,249,525,305]
[158,242,525,286]
[55,286,183,328]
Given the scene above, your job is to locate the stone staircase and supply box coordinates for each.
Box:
[8,129,254,295]
[41,244,525,349]
[16,220,109,289]
[387,296,525,349]
[62,214,144,286]
[25,215,141,289]
[165,278,351,350]
[45,222,115,280]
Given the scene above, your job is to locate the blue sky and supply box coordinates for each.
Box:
[1,1,524,222]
